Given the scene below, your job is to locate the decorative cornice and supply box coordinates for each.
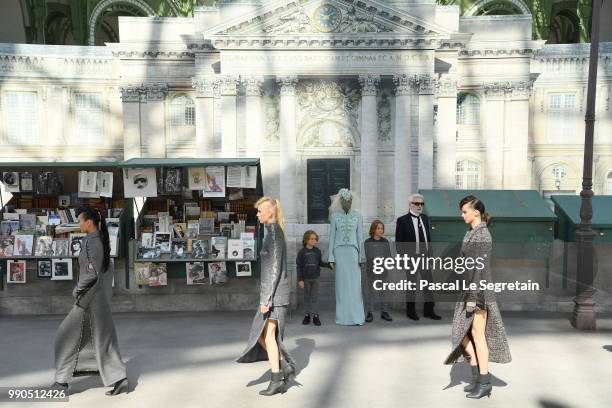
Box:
[392,74,417,96]
[110,49,195,60]
[142,83,168,101]
[277,75,298,96]
[208,36,442,50]
[192,77,218,97]
[435,76,458,98]
[358,74,380,96]
[243,76,264,96]
[483,80,533,99]
[119,83,168,102]
[220,75,239,96]
[119,85,142,103]
[418,74,435,95]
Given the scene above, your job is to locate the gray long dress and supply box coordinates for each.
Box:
[444,223,512,365]
[54,231,126,386]
[236,223,295,367]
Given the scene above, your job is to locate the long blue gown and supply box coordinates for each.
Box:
[328,210,365,326]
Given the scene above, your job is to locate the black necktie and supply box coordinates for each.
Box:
[410,213,427,247]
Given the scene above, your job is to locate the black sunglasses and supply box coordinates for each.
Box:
[411,202,425,206]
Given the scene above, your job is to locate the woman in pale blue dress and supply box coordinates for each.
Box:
[328,189,365,326]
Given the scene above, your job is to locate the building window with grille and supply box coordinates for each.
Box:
[547,93,576,143]
[74,93,103,143]
[3,91,39,145]
[170,95,195,127]
[455,160,481,189]
[456,93,480,125]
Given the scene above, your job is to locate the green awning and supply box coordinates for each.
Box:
[120,158,260,168]
[419,190,557,221]
[551,195,612,228]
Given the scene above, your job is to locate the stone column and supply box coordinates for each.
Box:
[140,83,168,158]
[505,81,532,189]
[244,76,265,159]
[358,74,380,224]
[483,82,506,189]
[220,76,239,158]
[418,74,435,189]
[276,75,298,225]
[192,77,217,157]
[434,76,458,189]
[393,74,416,219]
[119,85,143,160]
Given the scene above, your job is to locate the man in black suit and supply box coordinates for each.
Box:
[395,193,441,320]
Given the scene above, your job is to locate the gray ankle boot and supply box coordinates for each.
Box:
[463,365,479,392]
[281,360,296,382]
[259,371,286,396]
[466,373,492,399]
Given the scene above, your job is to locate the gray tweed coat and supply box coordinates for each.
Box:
[444,222,512,365]
[236,223,295,366]
[54,231,126,386]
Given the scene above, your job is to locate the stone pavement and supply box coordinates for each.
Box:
[1,309,611,408]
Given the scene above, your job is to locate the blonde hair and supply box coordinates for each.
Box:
[255,197,286,231]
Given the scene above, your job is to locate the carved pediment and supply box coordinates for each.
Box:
[204,0,451,49]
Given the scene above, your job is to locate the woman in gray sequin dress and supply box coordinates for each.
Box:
[236,197,296,396]
[444,196,511,399]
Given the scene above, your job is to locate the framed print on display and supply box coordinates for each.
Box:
[51,258,73,281]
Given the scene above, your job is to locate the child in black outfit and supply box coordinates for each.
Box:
[297,230,328,326]
[363,220,393,322]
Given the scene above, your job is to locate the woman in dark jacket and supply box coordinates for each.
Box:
[444,196,511,399]
[236,197,296,396]
[52,207,128,396]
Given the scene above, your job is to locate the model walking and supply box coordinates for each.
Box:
[444,196,511,399]
[328,188,365,326]
[52,207,128,396]
[236,197,296,396]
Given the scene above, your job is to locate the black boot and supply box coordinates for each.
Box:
[50,382,68,394]
[423,302,441,320]
[312,314,321,326]
[365,312,374,322]
[463,365,479,392]
[302,313,310,325]
[105,377,128,396]
[406,302,419,320]
[466,373,492,399]
[281,360,296,382]
[381,311,392,321]
[259,371,286,396]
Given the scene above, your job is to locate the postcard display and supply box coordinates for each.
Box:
[0,167,124,289]
[131,165,261,287]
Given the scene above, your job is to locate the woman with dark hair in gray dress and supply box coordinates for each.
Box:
[236,197,296,396]
[444,196,511,399]
[52,207,128,396]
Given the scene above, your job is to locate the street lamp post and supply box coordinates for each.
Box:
[571,0,603,330]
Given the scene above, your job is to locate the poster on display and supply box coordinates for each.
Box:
[2,172,20,192]
[7,260,26,283]
[203,166,225,197]
[226,166,257,189]
[188,167,206,190]
[123,168,157,198]
[51,258,73,281]
[99,172,114,197]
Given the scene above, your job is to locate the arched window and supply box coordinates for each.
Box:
[455,160,481,189]
[548,10,581,44]
[457,93,480,125]
[169,95,195,127]
[465,0,531,16]
[606,171,612,195]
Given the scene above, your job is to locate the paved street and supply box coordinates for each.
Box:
[1,309,611,408]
